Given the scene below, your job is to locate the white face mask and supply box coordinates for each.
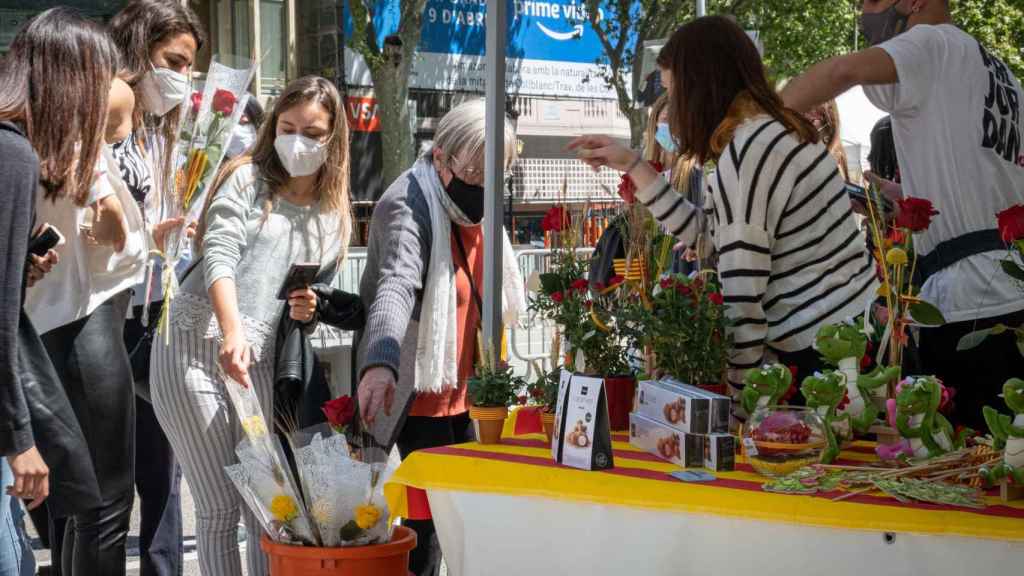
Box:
[226,124,258,158]
[274,134,328,177]
[138,64,190,117]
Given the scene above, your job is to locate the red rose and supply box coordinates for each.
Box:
[886,228,906,246]
[584,299,593,308]
[551,291,564,303]
[659,278,674,290]
[211,89,237,116]
[517,395,528,406]
[675,284,692,297]
[541,206,568,232]
[707,292,724,306]
[608,275,625,287]
[997,205,1024,243]
[571,278,589,292]
[894,197,939,232]
[190,91,202,115]
[322,396,355,432]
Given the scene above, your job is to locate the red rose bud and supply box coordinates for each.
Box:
[675,284,692,296]
[707,292,724,306]
[211,89,238,116]
[997,204,1024,243]
[660,278,674,290]
[584,299,593,308]
[571,278,589,292]
[551,291,564,303]
[190,91,202,114]
[837,390,851,411]
[894,197,939,232]
[322,395,355,432]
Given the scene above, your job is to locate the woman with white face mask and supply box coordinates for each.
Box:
[150,76,353,576]
[104,3,204,576]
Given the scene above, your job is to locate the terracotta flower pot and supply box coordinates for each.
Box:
[469,406,508,445]
[540,411,556,444]
[603,375,636,431]
[261,526,416,576]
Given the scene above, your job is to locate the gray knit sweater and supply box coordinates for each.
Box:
[356,169,433,439]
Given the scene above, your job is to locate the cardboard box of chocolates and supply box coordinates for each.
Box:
[704,434,736,472]
[665,379,731,434]
[629,413,703,468]
[635,379,709,434]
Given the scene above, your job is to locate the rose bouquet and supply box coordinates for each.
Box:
[862,189,946,394]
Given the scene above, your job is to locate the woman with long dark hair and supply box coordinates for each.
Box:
[0,7,121,575]
[152,76,352,576]
[107,2,204,574]
[570,16,877,409]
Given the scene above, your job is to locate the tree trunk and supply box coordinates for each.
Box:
[370,64,414,189]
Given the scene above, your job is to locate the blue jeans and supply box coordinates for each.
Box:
[0,460,35,576]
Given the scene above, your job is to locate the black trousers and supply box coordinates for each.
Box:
[397,412,473,576]
[918,309,1024,431]
[41,291,134,576]
[125,302,184,576]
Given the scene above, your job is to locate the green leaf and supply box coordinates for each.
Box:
[957,328,993,351]
[1000,259,1024,282]
[908,302,945,326]
[991,324,1008,335]
[538,273,564,295]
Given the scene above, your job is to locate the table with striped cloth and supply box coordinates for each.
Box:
[384,421,1023,576]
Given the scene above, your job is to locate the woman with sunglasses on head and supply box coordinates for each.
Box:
[0,7,123,575]
[150,76,352,576]
[571,16,878,412]
[107,2,205,574]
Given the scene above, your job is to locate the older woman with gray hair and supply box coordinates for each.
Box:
[356,99,524,575]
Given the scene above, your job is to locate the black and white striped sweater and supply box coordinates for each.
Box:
[636,115,879,392]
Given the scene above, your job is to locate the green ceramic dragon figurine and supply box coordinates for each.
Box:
[800,371,850,464]
[980,378,1024,486]
[815,322,900,435]
[892,376,962,459]
[741,364,792,416]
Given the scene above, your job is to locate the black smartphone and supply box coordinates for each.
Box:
[27,223,64,258]
[277,262,320,300]
[845,182,892,213]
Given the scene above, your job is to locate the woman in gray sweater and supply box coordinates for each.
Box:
[150,76,353,576]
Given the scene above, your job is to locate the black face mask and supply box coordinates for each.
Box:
[445,175,485,224]
[861,2,910,46]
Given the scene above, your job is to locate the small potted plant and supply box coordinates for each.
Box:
[468,347,523,445]
[528,366,562,443]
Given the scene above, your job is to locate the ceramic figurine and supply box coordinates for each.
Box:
[815,322,900,435]
[877,376,963,460]
[980,378,1024,486]
[801,371,850,464]
[741,364,792,416]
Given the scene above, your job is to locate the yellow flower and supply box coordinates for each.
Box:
[886,248,908,266]
[241,416,267,438]
[270,494,299,523]
[354,504,381,530]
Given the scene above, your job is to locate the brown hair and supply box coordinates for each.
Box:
[643,93,672,164]
[108,0,205,200]
[0,7,120,205]
[656,16,818,164]
[196,76,352,262]
[808,100,850,181]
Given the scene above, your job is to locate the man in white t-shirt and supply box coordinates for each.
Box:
[781,0,1024,431]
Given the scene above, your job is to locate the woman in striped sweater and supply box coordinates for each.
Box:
[571,16,878,407]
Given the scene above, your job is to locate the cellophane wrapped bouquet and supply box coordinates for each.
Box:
[222,374,394,547]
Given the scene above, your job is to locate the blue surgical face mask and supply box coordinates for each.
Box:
[655,122,677,154]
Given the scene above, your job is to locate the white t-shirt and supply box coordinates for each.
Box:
[25,149,148,334]
[864,24,1024,323]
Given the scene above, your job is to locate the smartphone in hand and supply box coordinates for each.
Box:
[276,262,320,300]
[27,223,65,258]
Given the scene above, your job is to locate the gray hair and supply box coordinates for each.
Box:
[430,99,518,170]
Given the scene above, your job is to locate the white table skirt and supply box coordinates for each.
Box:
[427,490,1024,576]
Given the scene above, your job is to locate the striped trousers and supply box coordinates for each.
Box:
[151,294,274,576]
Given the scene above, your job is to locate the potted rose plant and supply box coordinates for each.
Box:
[528,365,561,443]
[468,348,523,445]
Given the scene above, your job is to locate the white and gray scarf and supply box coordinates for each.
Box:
[411,157,525,393]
